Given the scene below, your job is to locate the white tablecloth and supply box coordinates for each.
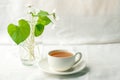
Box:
[0,43,120,80]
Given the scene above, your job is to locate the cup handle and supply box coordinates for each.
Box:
[72,52,82,67]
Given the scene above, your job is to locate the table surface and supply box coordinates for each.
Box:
[0,43,120,80]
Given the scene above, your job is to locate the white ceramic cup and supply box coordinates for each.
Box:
[48,50,82,71]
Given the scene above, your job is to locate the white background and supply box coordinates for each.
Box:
[1,0,120,80]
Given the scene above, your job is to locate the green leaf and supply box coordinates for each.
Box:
[37,16,51,26]
[35,24,44,37]
[37,10,51,26]
[38,10,49,17]
[8,19,30,45]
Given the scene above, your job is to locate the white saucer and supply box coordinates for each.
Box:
[38,59,86,75]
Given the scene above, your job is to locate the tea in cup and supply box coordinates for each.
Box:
[48,50,82,71]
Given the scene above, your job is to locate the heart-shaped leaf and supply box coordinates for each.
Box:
[8,19,30,45]
[34,24,44,37]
